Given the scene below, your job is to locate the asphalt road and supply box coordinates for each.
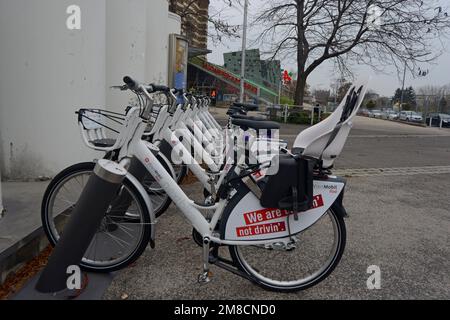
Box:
[103,116,450,300]
[280,117,450,169]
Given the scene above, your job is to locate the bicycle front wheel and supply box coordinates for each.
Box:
[229,206,346,292]
[41,162,152,272]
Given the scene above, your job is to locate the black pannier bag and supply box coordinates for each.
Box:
[259,154,315,211]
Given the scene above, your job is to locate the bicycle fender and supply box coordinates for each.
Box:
[220,177,346,242]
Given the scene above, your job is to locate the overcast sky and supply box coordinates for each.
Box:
[207,0,450,97]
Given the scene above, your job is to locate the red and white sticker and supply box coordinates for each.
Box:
[242,195,324,226]
[312,194,324,208]
[244,208,290,225]
[251,170,264,182]
[236,222,286,237]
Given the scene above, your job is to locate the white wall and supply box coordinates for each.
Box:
[0,0,180,179]
[105,0,148,113]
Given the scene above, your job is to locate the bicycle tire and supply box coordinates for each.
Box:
[41,162,152,273]
[229,204,347,292]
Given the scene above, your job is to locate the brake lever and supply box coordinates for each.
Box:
[110,85,128,91]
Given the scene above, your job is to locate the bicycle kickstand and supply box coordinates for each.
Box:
[198,236,212,284]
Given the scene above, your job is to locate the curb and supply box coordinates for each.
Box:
[393,119,427,127]
[361,115,427,127]
[0,225,48,285]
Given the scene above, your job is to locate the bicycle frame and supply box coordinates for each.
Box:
[130,136,317,246]
[112,94,344,250]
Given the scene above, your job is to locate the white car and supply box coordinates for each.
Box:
[382,110,399,120]
[369,110,383,118]
[399,111,423,122]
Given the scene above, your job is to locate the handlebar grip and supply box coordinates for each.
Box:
[123,76,139,90]
[149,84,170,93]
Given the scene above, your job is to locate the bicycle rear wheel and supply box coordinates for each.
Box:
[229,206,346,292]
[41,162,152,272]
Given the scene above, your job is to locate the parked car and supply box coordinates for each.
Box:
[382,110,399,120]
[425,113,450,128]
[369,110,383,118]
[358,108,370,116]
[399,111,423,122]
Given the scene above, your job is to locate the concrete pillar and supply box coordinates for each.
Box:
[145,0,171,84]
[0,0,105,179]
[0,0,181,179]
[105,0,148,114]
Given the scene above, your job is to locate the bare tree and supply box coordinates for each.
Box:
[253,0,450,105]
[417,84,450,113]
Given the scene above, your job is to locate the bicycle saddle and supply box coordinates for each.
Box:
[232,102,259,111]
[227,107,246,116]
[231,118,280,130]
[231,114,266,121]
[91,138,116,148]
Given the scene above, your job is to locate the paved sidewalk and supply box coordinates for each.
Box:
[0,182,49,284]
[102,174,450,300]
[3,115,450,299]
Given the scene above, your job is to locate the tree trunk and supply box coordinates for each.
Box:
[294,74,307,106]
[294,0,306,106]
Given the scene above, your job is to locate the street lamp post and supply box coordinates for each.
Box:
[399,61,407,112]
[239,0,249,103]
[278,80,282,105]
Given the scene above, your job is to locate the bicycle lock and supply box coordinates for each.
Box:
[35,159,127,294]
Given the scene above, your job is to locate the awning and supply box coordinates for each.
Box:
[188,47,212,58]
[188,57,278,105]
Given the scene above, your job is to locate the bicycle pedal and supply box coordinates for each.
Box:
[197,271,213,284]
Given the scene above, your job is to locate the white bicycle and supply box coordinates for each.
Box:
[41,76,367,292]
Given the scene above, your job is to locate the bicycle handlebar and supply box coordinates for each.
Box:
[123,76,139,91]
[149,84,170,93]
[123,77,210,109]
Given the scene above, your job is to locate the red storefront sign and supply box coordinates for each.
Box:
[203,62,258,94]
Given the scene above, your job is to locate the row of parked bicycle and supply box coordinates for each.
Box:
[39,76,369,292]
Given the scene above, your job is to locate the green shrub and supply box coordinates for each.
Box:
[288,111,311,124]
[280,96,294,105]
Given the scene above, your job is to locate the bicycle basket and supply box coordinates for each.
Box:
[77,108,126,150]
